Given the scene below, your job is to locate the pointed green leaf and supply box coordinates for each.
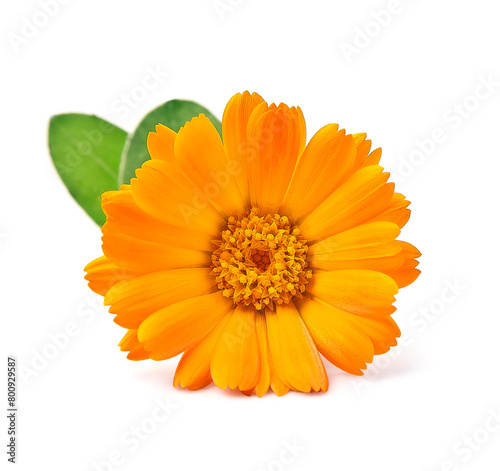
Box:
[48,114,127,226]
[118,100,222,185]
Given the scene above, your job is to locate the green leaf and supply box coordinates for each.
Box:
[48,114,127,226]
[118,100,222,185]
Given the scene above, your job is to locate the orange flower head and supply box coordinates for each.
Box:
[211,208,312,310]
[84,91,421,396]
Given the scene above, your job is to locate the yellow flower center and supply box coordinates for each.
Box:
[211,207,312,311]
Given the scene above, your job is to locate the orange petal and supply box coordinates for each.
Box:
[269,350,290,396]
[222,91,265,205]
[281,125,356,222]
[174,114,246,217]
[101,226,210,272]
[308,221,401,259]
[307,222,403,271]
[388,261,420,288]
[351,134,371,169]
[309,255,406,273]
[105,268,217,328]
[118,329,150,361]
[138,292,234,360]
[295,296,374,375]
[307,270,398,317]
[352,132,367,145]
[147,124,177,164]
[246,104,306,214]
[84,255,141,296]
[368,193,411,228]
[252,313,271,397]
[249,315,290,397]
[351,135,382,170]
[174,315,230,391]
[397,241,421,259]
[309,240,420,289]
[102,189,213,252]
[352,315,401,355]
[364,147,382,167]
[299,165,395,243]
[210,306,261,391]
[265,303,328,392]
[383,241,421,288]
[131,159,224,237]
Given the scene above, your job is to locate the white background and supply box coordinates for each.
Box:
[2,1,500,470]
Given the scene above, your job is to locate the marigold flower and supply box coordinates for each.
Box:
[84,91,420,396]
